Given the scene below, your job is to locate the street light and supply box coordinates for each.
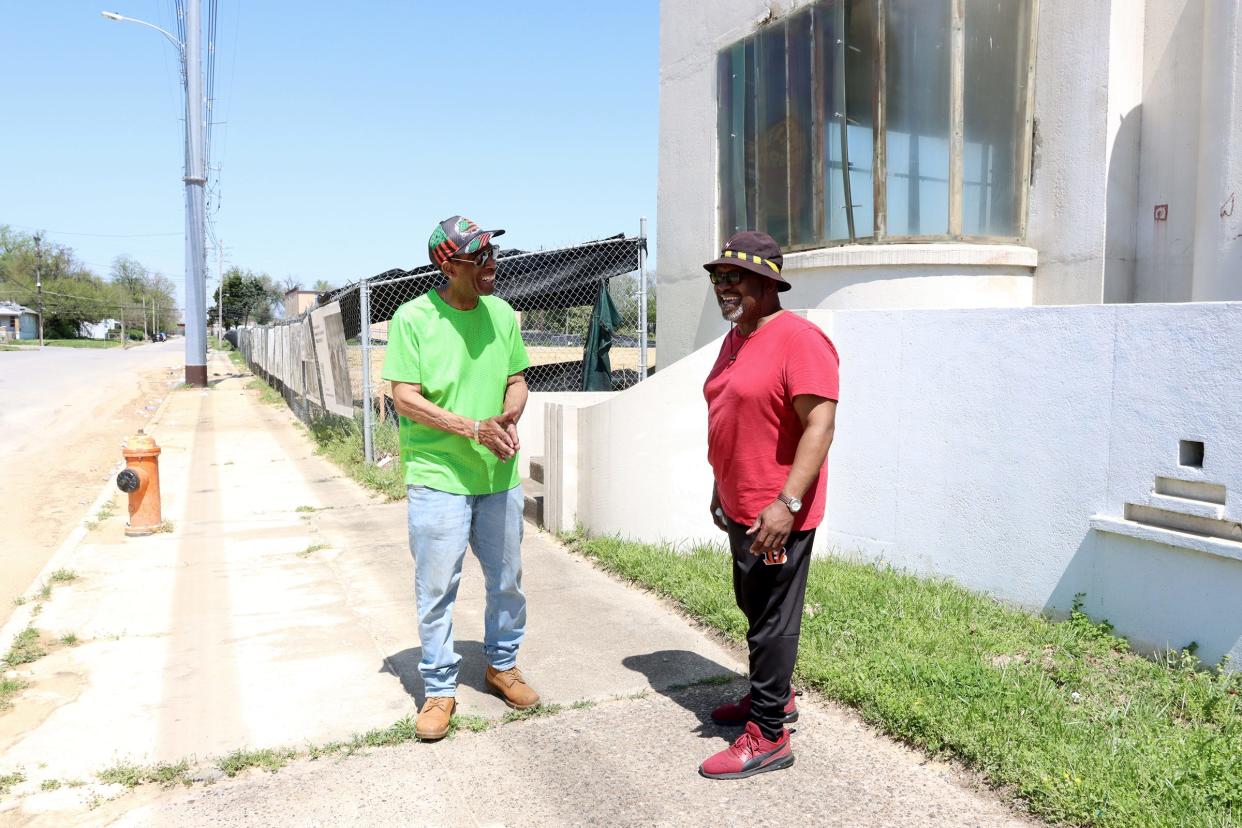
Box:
[101,5,209,387]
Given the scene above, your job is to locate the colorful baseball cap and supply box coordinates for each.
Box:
[428,215,506,267]
[702,231,790,291]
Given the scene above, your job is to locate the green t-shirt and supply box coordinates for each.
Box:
[381,290,530,495]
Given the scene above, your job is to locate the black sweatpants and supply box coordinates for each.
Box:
[726,517,815,740]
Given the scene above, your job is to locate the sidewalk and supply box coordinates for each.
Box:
[0,352,1033,826]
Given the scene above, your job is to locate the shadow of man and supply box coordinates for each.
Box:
[622,649,743,739]
[382,640,492,709]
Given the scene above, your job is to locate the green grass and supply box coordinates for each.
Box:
[295,505,318,513]
[49,569,77,584]
[3,628,46,666]
[0,676,28,710]
[39,779,61,791]
[59,633,79,647]
[7,338,119,349]
[309,416,405,501]
[561,532,1242,828]
[96,760,144,787]
[227,349,245,366]
[35,583,51,601]
[95,758,191,789]
[246,378,284,406]
[500,703,564,724]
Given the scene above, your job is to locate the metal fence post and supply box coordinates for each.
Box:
[360,277,375,464]
[638,216,649,381]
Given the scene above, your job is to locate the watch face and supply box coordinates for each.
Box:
[789,498,802,512]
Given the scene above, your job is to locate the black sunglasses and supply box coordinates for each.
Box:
[708,270,745,286]
[450,245,499,268]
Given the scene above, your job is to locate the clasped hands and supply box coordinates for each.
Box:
[474,410,521,461]
[710,489,793,557]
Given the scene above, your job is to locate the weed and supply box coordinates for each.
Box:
[309,417,405,502]
[247,378,284,406]
[299,543,329,558]
[569,700,597,710]
[59,633,79,647]
[500,703,563,724]
[36,583,51,601]
[147,759,191,788]
[11,596,25,607]
[97,761,144,788]
[49,570,77,584]
[0,676,28,710]
[40,779,61,791]
[295,505,318,513]
[4,628,46,666]
[450,714,492,734]
[217,747,296,777]
[0,771,25,796]
[65,779,85,788]
[155,521,175,534]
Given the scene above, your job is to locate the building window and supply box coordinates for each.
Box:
[717,0,1036,250]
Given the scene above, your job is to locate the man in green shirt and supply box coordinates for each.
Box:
[382,215,539,741]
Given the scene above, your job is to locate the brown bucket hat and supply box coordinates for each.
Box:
[702,231,790,292]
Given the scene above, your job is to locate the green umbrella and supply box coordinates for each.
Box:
[580,281,623,391]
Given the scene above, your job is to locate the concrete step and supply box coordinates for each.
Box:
[522,478,544,527]
[529,456,545,485]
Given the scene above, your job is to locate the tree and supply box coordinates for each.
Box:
[209,267,280,328]
[312,279,334,293]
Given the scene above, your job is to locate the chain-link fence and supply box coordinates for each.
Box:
[238,227,652,464]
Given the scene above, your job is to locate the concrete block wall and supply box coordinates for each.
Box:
[544,302,1242,667]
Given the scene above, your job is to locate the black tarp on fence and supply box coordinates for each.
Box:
[321,234,642,340]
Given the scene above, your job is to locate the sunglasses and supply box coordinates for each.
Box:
[708,269,745,286]
[450,245,499,268]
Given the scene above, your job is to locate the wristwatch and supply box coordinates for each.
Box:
[777,493,802,514]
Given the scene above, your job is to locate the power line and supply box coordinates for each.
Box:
[4,224,182,239]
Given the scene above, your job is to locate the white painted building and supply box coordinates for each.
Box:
[656,0,1242,366]
[529,0,1242,668]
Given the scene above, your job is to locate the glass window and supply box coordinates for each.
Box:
[963,0,1033,237]
[717,0,1035,248]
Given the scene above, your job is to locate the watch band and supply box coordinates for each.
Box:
[777,493,801,513]
[472,420,481,442]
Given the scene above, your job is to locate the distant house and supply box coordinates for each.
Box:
[283,289,320,319]
[0,301,38,340]
[78,319,120,340]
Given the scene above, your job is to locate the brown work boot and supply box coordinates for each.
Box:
[415,696,455,741]
[485,665,540,710]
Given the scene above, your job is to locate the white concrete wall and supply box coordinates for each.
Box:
[517,391,615,478]
[553,303,1242,667]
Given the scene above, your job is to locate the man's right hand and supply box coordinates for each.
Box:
[710,488,728,533]
[476,416,517,461]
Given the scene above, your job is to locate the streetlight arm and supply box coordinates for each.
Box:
[100,11,183,53]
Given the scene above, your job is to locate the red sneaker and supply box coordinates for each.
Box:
[698,721,794,780]
[709,689,798,726]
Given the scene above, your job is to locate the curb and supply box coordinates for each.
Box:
[0,375,183,660]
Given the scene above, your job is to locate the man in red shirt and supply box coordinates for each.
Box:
[698,231,839,780]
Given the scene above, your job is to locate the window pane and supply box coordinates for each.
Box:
[717,42,756,240]
[885,0,951,236]
[787,9,816,248]
[815,3,850,242]
[844,0,876,238]
[756,24,790,246]
[963,0,1031,237]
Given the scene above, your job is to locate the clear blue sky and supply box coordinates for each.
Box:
[0,1,658,314]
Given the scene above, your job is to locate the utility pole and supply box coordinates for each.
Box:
[217,236,224,347]
[184,0,208,384]
[142,295,148,341]
[33,233,44,348]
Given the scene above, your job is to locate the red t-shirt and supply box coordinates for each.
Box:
[703,312,840,531]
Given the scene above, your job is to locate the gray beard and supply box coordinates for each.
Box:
[721,303,744,323]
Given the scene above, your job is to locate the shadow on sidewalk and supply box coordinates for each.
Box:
[622,649,743,738]
[381,641,494,708]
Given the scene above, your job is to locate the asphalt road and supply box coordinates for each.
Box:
[0,340,183,455]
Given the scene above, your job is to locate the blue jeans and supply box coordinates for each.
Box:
[406,484,526,697]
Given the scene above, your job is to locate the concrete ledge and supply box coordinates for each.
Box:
[784,243,1039,270]
[1090,515,1242,563]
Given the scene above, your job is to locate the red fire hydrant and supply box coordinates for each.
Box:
[116,431,163,536]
